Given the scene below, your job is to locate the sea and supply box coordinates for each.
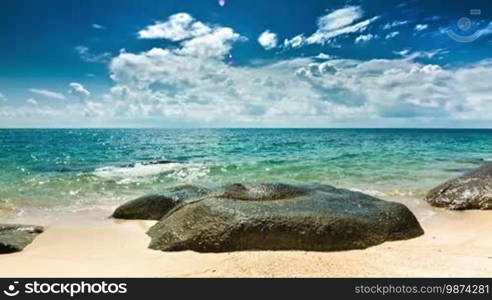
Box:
[1,129,491,217]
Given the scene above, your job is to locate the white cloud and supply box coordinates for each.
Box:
[69,82,91,100]
[355,34,375,43]
[315,53,334,60]
[138,13,211,41]
[306,16,379,45]
[394,49,410,57]
[0,92,6,103]
[3,54,492,127]
[101,43,492,126]
[283,34,305,48]
[3,12,492,128]
[92,24,106,30]
[75,46,112,63]
[258,30,278,50]
[396,49,447,60]
[29,88,66,100]
[26,98,38,106]
[284,6,379,47]
[385,31,400,39]
[177,27,240,58]
[415,24,428,31]
[317,6,363,31]
[137,13,241,59]
[383,20,409,30]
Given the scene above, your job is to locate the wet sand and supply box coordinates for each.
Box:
[0,197,491,277]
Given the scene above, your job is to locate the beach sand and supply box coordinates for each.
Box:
[0,197,491,278]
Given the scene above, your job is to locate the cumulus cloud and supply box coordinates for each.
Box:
[315,53,334,60]
[284,6,379,47]
[3,53,492,127]
[258,30,278,50]
[75,46,112,63]
[138,13,211,41]
[69,82,91,100]
[283,34,305,48]
[3,12,492,128]
[29,88,66,100]
[355,34,375,43]
[137,13,241,59]
[295,57,492,119]
[177,27,240,58]
[415,24,428,31]
[101,42,492,126]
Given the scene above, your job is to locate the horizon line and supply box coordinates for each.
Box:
[1,127,492,130]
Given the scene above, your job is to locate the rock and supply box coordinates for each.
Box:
[0,224,44,254]
[426,162,492,210]
[112,185,211,220]
[147,183,424,252]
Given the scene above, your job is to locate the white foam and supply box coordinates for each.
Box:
[349,188,419,197]
[93,162,209,183]
[94,162,182,179]
[349,188,387,197]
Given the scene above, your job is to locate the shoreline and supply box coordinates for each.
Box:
[0,196,491,277]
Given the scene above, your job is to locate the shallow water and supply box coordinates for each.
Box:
[1,129,491,215]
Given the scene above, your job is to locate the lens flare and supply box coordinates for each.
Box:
[218,0,226,7]
[228,54,235,65]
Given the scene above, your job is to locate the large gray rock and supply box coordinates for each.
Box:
[147,183,424,253]
[426,162,492,210]
[0,224,44,254]
[112,185,211,220]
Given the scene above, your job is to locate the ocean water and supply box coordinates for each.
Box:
[1,129,491,215]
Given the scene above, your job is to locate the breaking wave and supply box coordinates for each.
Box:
[93,161,210,183]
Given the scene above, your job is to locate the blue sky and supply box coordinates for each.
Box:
[1,0,491,127]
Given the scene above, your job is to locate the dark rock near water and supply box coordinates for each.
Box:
[146,183,424,252]
[0,224,44,254]
[426,162,492,210]
[112,185,211,220]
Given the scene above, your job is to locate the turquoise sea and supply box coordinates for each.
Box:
[1,129,491,215]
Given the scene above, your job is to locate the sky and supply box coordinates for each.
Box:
[0,0,491,128]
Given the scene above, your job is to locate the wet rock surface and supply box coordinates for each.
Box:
[112,185,211,220]
[426,163,492,210]
[146,183,424,252]
[0,224,44,254]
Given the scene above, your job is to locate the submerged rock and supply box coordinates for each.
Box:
[112,185,211,220]
[0,224,44,254]
[426,162,492,210]
[147,183,424,252]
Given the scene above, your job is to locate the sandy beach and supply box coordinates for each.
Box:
[0,197,491,278]
[3,0,492,282]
